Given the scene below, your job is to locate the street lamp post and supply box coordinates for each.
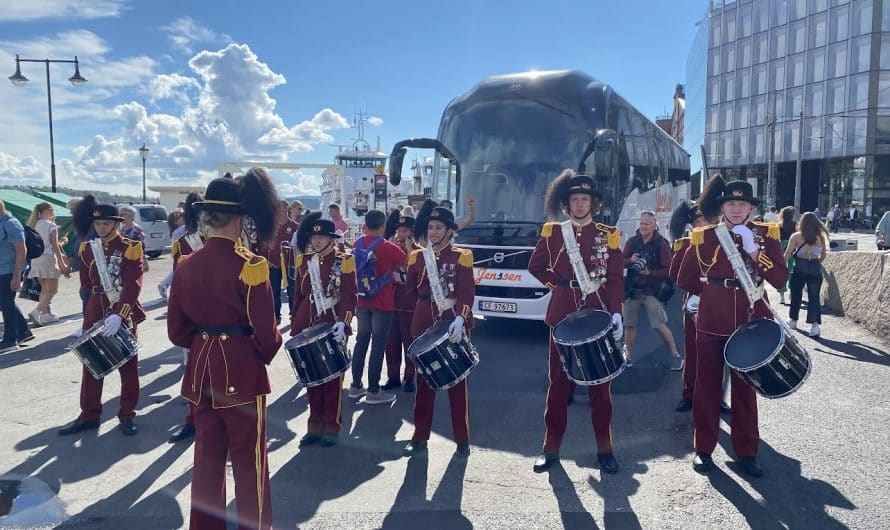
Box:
[139,143,149,202]
[9,54,87,193]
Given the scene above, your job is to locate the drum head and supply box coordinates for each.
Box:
[407,319,452,358]
[725,318,784,370]
[289,323,334,348]
[553,309,611,346]
[66,321,104,350]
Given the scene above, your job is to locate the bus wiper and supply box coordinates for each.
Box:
[528,98,576,119]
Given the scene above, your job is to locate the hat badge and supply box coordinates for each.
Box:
[581,183,591,189]
[432,211,440,217]
[313,224,321,232]
[93,210,101,217]
[400,217,407,223]
[732,189,744,196]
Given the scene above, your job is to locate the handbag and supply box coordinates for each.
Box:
[19,276,41,301]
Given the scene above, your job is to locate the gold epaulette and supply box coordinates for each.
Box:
[596,223,621,250]
[339,252,356,274]
[673,237,690,252]
[78,241,88,257]
[408,248,422,266]
[170,238,180,258]
[453,246,473,268]
[541,222,559,238]
[123,238,143,261]
[235,246,269,287]
[294,253,304,268]
[691,225,714,246]
[752,221,780,240]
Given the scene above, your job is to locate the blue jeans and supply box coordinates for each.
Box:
[269,266,283,320]
[351,308,394,393]
[0,274,29,344]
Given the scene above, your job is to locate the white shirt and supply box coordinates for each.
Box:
[33,218,57,255]
[763,212,780,223]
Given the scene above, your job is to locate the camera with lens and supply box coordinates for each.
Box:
[624,252,651,297]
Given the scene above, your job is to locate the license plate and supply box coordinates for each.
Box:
[479,301,517,313]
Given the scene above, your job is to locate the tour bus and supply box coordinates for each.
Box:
[389,70,690,321]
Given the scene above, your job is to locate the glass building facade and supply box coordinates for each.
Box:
[686,0,890,224]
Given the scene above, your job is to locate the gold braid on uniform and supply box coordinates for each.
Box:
[123,239,143,261]
[235,246,270,286]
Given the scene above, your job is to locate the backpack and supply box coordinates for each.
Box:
[23,226,45,261]
[353,237,392,300]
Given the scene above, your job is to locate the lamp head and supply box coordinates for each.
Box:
[68,57,87,86]
[139,143,149,161]
[9,55,28,86]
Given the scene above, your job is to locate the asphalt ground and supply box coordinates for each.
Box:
[0,253,888,529]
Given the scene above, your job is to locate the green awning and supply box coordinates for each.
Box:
[31,190,78,209]
[0,189,75,255]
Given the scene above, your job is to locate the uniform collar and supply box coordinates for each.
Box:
[101,232,121,244]
[570,217,593,228]
[433,240,452,256]
[312,244,335,260]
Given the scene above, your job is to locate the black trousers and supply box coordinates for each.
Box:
[789,262,823,324]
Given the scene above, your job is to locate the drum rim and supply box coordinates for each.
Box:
[552,308,612,346]
[287,322,335,348]
[407,320,454,357]
[66,320,108,350]
[724,318,786,372]
[301,365,350,387]
[564,360,627,386]
[749,348,812,399]
[75,347,138,379]
[424,351,479,391]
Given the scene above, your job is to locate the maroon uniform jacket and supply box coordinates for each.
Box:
[257,219,300,271]
[405,242,475,338]
[528,220,624,327]
[289,247,357,333]
[393,241,421,312]
[668,237,690,283]
[171,233,205,272]
[167,236,283,408]
[78,234,146,329]
[677,222,788,336]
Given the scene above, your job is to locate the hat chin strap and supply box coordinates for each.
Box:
[431,229,453,248]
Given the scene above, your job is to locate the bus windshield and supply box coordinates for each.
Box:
[440,98,592,224]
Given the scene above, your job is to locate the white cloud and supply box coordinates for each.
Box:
[0,152,47,184]
[161,16,231,55]
[258,109,350,152]
[148,73,200,106]
[368,116,384,126]
[0,0,126,21]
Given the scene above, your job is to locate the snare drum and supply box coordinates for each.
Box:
[407,319,478,391]
[552,309,625,386]
[285,323,351,387]
[683,295,700,319]
[724,317,811,399]
[68,317,140,379]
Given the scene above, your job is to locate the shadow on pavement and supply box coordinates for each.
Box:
[812,337,890,367]
[381,455,471,530]
[0,336,74,370]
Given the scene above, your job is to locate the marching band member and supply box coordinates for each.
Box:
[382,209,419,393]
[289,212,357,447]
[677,176,787,476]
[167,168,282,530]
[59,195,145,436]
[527,170,625,474]
[403,203,475,458]
[257,199,299,323]
[167,191,203,443]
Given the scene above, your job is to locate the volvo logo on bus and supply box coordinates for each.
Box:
[493,252,505,263]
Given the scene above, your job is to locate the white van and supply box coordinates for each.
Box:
[131,204,170,258]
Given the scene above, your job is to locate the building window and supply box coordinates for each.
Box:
[734,129,749,162]
[738,68,752,97]
[724,43,737,72]
[740,4,753,37]
[773,0,788,26]
[810,13,828,48]
[751,128,766,161]
[711,15,723,48]
[789,19,808,54]
[736,98,751,128]
[808,47,827,83]
[775,90,787,121]
[709,49,722,76]
[725,12,738,43]
[811,0,828,14]
[849,72,870,109]
[753,63,768,94]
[879,71,890,107]
[721,103,735,130]
[876,117,890,145]
[752,94,767,125]
[804,118,823,155]
[852,0,873,36]
[720,131,733,164]
[828,41,848,77]
[787,53,806,87]
[848,114,868,149]
[826,77,846,113]
[884,0,890,31]
[831,0,850,6]
[722,72,736,101]
[824,116,845,152]
[772,60,787,90]
[830,5,850,43]
[806,83,825,115]
[771,27,788,59]
[881,33,890,70]
[851,35,871,73]
[708,105,719,132]
[753,32,769,64]
[787,86,803,116]
[709,77,720,104]
[754,1,770,33]
[738,38,753,68]
[789,0,807,20]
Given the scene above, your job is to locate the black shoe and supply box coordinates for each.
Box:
[721,402,731,414]
[403,382,415,393]
[692,452,714,473]
[675,398,693,412]
[118,419,139,436]
[455,443,470,457]
[738,456,763,477]
[381,378,401,391]
[0,341,19,354]
[533,453,559,473]
[17,331,36,344]
[321,434,338,447]
[403,441,428,457]
[299,432,322,447]
[597,453,619,474]
[59,418,100,436]
[168,424,195,443]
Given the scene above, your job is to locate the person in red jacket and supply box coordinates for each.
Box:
[382,210,419,392]
[527,170,625,474]
[59,194,146,437]
[677,176,788,477]
[167,169,283,530]
[403,203,475,458]
[289,211,357,447]
[256,199,299,323]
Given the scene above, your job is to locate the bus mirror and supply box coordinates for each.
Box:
[389,147,407,185]
[388,138,462,187]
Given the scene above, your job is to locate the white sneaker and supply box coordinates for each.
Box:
[28,308,41,324]
[158,284,168,300]
[808,324,821,337]
[37,312,59,325]
[348,385,366,399]
[364,391,396,405]
[786,319,798,330]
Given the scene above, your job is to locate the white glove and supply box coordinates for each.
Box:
[101,314,123,337]
[332,321,346,343]
[731,225,759,255]
[611,313,623,342]
[447,316,465,343]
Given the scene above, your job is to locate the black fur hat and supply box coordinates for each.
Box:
[412,199,438,242]
[669,200,703,240]
[295,211,339,253]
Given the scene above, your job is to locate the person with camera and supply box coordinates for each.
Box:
[621,211,681,369]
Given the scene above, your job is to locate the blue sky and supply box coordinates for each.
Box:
[0,0,705,196]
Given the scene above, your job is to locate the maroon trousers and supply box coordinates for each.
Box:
[190,392,272,530]
[79,355,139,422]
[306,375,343,435]
[543,337,613,454]
[681,313,698,401]
[693,332,759,458]
[411,376,469,444]
[385,310,415,383]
